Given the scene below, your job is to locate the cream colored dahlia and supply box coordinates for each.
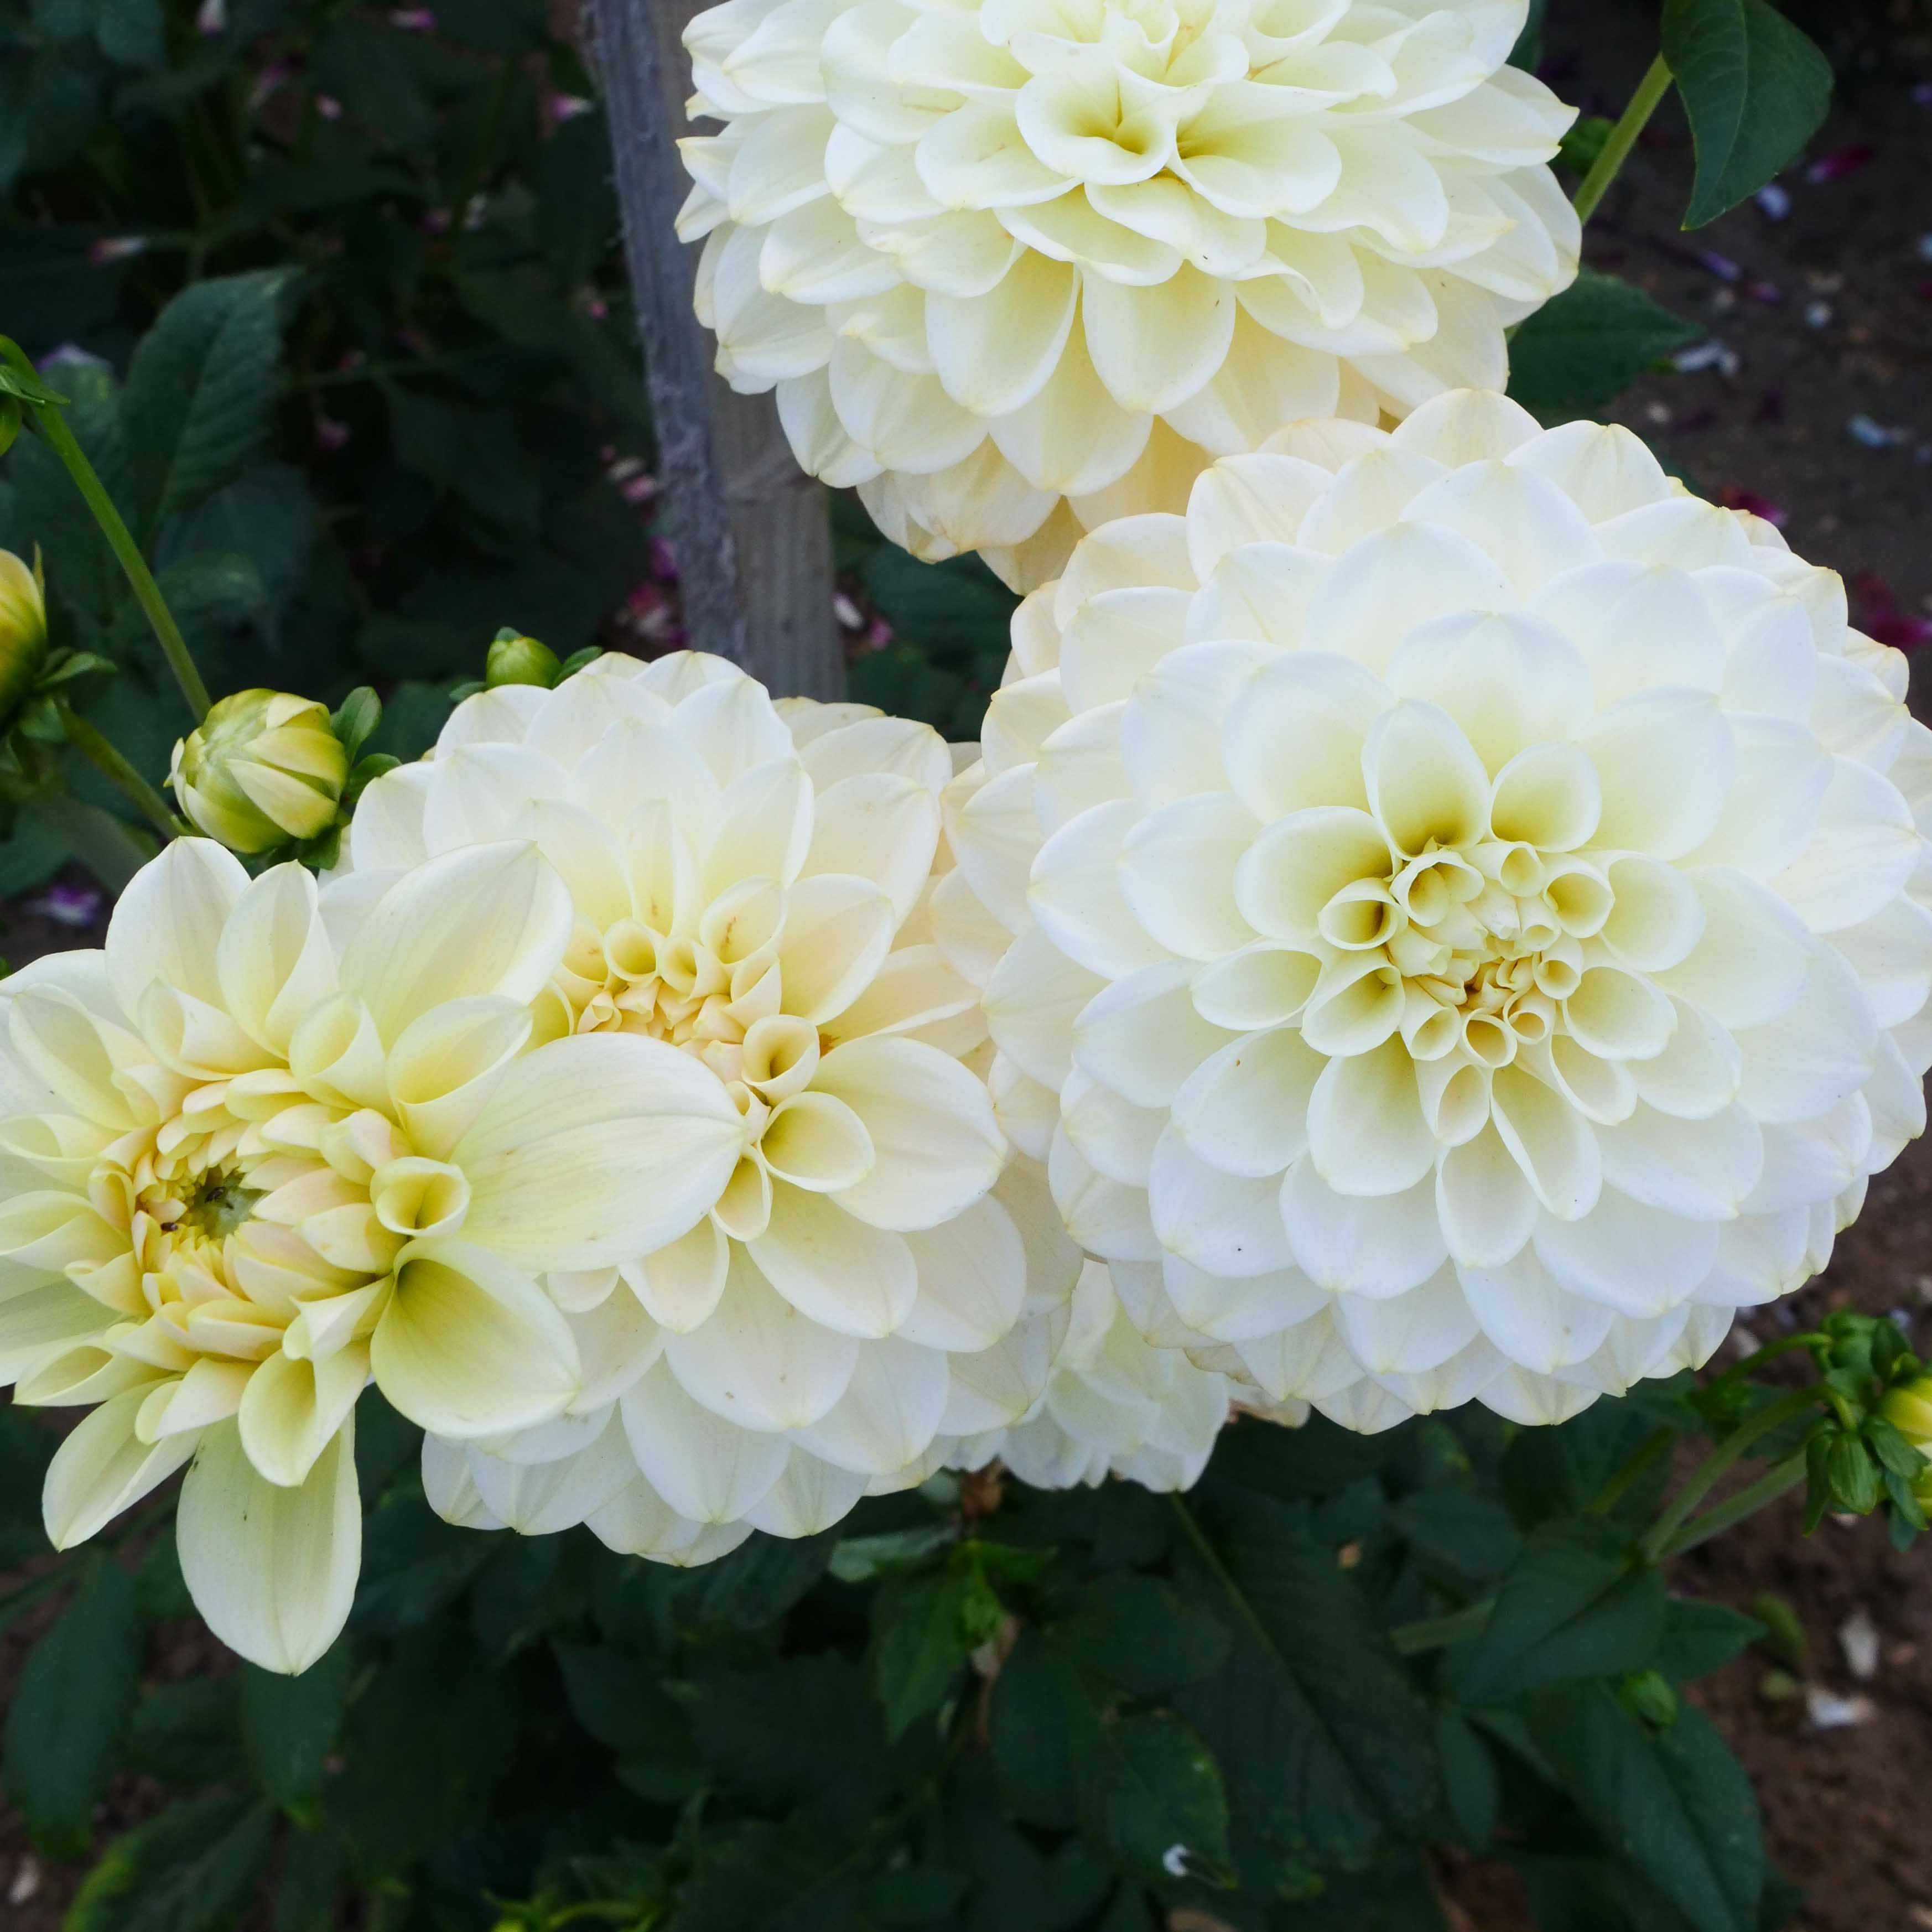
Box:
[939,391,1932,1432]
[0,838,738,1669]
[346,652,1082,1557]
[941,1260,1254,1490]
[678,0,1579,588]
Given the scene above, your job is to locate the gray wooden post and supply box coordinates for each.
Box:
[585,0,846,702]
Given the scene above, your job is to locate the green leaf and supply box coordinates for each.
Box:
[554,1643,700,1796]
[1524,1684,1765,1932]
[122,271,297,542]
[312,21,437,148]
[133,1528,195,1621]
[2,1555,143,1857]
[677,1528,836,1629]
[1068,1700,1232,1887]
[1507,271,1704,425]
[989,1631,1078,1829]
[1175,1489,1436,1878]
[157,465,316,625]
[240,1641,352,1817]
[350,1494,494,1634]
[125,1678,243,1788]
[871,1569,980,1742]
[331,1624,522,1875]
[66,1795,274,1932]
[1449,1520,1667,1705]
[1391,1489,1521,1584]
[1662,0,1833,227]
[830,1523,954,1583]
[331,687,381,761]
[1432,1708,1498,1852]
[1656,1599,1766,1681]
[0,1406,55,1564]
[272,1827,342,1932]
[1054,1575,1229,1697]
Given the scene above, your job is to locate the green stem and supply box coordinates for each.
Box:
[1656,1455,1808,1561]
[1390,1599,1495,1656]
[1638,1386,1821,1565]
[1586,1427,1675,1516]
[1573,53,1674,226]
[1700,1333,1826,1391]
[60,704,180,842]
[0,339,211,722]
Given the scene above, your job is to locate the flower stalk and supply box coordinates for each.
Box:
[0,336,210,722]
[1573,54,1675,226]
[59,702,181,842]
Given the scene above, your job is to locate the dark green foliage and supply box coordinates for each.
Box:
[1507,272,1705,426]
[1663,0,1834,226]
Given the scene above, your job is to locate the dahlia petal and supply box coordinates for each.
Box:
[750,1183,918,1338]
[620,1359,788,1522]
[664,1254,860,1429]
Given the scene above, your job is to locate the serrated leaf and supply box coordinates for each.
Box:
[1053,1575,1229,1697]
[1175,1488,1436,1878]
[1524,1684,1765,1932]
[1663,0,1832,227]
[1508,271,1704,425]
[122,271,295,543]
[2,1555,143,1857]
[1449,1519,1667,1704]
[871,1569,980,1742]
[989,1631,1078,1830]
[65,1794,273,1932]
[1067,1699,1231,1888]
[1656,1599,1765,1682]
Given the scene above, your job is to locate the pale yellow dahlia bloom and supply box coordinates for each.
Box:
[938,1259,1271,1491]
[939,391,1932,1432]
[346,652,1082,1559]
[679,0,1579,588]
[0,838,740,1669]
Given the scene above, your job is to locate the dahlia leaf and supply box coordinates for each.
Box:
[1523,1686,1765,1932]
[1663,0,1833,228]
[1,1555,142,1858]
[1506,269,1703,424]
[64,1793,274,1932]
[1447,1518,1668,1704]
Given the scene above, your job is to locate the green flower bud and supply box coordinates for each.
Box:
[1882,1378,1932,1450]
[170,690,349,853]
[1620,1669,1679,1731]
[485,631,561,689]
[1825,1431,1882,1517]
[0,549,50,730]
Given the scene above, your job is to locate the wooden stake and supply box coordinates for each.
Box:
[585,0,845,700]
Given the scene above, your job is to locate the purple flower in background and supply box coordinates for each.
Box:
[648,536,680,585]
[1806,144,1875,183]
[1853,573,1932,652]
[390,8,437,28]
[196,0,226,33]
[315,415,351,453]
[1754,184,1791,220]
[550,95,593,123]
[28,884,104,929]
[316,94,343,121]
[1717,486,1789,528]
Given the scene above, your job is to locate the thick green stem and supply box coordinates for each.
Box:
[1573,54,1675,226]
[60,704,179,842]
[1390,1599,1495,1656]
[1658,1455,1809,1561]
[0,338,211,722]
[1638,1387,1821,1565]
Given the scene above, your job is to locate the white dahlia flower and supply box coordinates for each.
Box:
[678,0,1580,588]
[938,391,1932,1432]
[346,652,1082,1557]
[941,1260,1266,1491]
[0,837,735,1670]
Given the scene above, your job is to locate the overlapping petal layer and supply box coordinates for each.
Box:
[939,1259,1303,1490]
[941,391,1932,1431]
[347,652,1084,1556]
[0,838,720,1668]
[679,0,1579,586]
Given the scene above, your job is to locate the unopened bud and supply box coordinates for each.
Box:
[170,690,347,852]
[1825,1431,1882,1517]
[1882,1378,1932,1448]
[0,549,50,729]
[485,631,560,689]
[1620,1669,1679,1731]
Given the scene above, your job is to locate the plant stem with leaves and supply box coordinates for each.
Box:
[1574,54,1675,225]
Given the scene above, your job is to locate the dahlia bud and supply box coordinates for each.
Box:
[170,689,349,852]
[484,630,560,689]
[1881,1379,1932,1508]
[0,549,50,730]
